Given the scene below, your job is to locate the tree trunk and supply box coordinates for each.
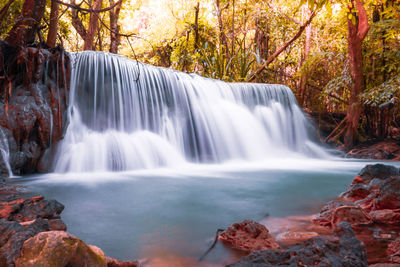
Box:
[71,0,87,40]
[109,0,122,53]
[255,18,269,60]
[300,22,311,106]
[5,0,46,46]
[46,0,60,47]
[84,0,103,50]
[215,0,229,57]
[193,2,200,51]
[344,0,370,149]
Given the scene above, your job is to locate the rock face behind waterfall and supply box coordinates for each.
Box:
[0,43,70,176]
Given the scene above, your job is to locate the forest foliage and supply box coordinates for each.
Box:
[0,0,399,145]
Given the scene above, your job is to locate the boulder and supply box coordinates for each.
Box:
[0,218,50,267]
[228,222,368,267]
[339,164,400,224]
[219,220,279,251]
[14,231,107,267]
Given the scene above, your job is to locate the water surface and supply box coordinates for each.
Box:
[17,159,395,265]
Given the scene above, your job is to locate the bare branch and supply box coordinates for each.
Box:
[248,10,317,82]
[55,0,122,13]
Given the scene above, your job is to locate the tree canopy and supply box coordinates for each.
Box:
[1,0,399,146]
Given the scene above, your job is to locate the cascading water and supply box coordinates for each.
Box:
[0,128,12,177]
[53,51,330,173]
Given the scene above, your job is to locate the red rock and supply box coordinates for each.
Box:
[229,222,368,267]
[0,44,70,175]
[387,238,400,264]
[347,141,400,160]
[0,218,50,267]
[370,209,400,225]
[369,264,400,267]
[14,231,107,267]
[331,205,373,227]
[312,200,363,227]
[47,219,67,231]
[106,257,139,267]
[275,231,319,246]
[340,164,400,212]
[0,195,64,222]
[353,175,364,184]
[219,220,280,251]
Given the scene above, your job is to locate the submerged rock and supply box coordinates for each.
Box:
[219,220,280,251]
[14,231,107,267]
[228,222,368,267]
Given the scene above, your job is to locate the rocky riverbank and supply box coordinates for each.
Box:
[1,167,399,266]
[218,163,400,266]
[347,140,400,161]
[0,179,138,267]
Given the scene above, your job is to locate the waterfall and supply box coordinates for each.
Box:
[53,51,329,173]
[0,128,13,177]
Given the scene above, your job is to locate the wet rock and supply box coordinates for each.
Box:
[347,141,400,160]
[331,205,373,227]
[0,184,27,202]
[14,231,107,267]
[0,218,50,267]
[387,238,400,264]
[370,209,400,225]
[311,164,400,264]
[219,220,280,251]
[275,231,319,245]
[228,222,368,267]
[340,164,400,214]
[312,200,368,227]
[369,264,400,267]
[0,195,64,222]
[106,257,139,267]
[0,44,70,175]
[47,219,67,231]
[357,164,399,181]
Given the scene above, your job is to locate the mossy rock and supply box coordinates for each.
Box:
[14,231,107,267]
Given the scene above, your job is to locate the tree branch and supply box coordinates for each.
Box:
[55,0,122,13]
[0,0,16,23]
[248,10,317,82]
[70,1,86,39]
